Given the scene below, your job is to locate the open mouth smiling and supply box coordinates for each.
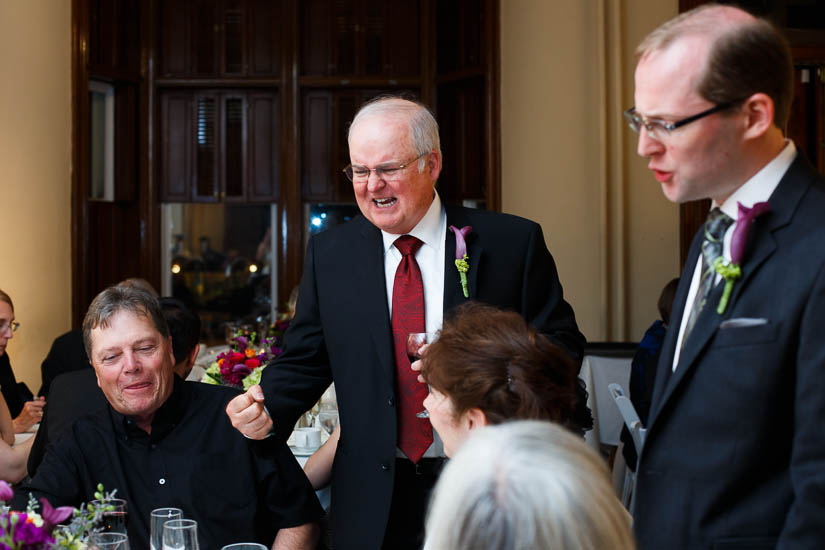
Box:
[373,197,397,208]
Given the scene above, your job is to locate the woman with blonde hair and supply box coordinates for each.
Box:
[425,420,635,550]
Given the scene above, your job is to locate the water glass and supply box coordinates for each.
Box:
[163,519,199,550]
[221,544,267,550]
[151,508,183,550]
[92,498,128,534]
[90,532,130,550]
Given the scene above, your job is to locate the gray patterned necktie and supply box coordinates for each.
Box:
[682,208,734,348]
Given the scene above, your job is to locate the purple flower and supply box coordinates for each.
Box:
[10,513,53,546]
[235,335,249,351]
[40,497,74,528]
[0,480,13,501]
[731,201,771,264]
[450,225,473,298]
[450,225,472,259]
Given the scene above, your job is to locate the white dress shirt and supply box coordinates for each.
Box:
[672,141,796,370]
[381,191,447,457]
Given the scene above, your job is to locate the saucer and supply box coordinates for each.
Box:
[290,445,319,457]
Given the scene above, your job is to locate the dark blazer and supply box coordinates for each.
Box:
[38,328,91,398]
[634,155,825,550]
[0,353,25,418]
[28,369,107,476]
[260,204,584,550]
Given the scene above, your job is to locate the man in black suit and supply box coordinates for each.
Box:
[227,96,584,549]
[628,6,825,549]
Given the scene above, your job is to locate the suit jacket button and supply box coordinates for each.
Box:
[381,462,390,471]
[388,396,394,407]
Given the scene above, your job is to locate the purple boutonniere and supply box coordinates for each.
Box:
[450,225,472,298]
[713,201,771,314]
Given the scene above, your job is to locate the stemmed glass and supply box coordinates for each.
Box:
[317,406,339,436]
[92,498,128,534]
[407,332,437,418]
[151,508,183,550]
[90,532,130,550]
[162,519,200,550]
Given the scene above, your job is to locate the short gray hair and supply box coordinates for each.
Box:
[425,421,635,550]
[83,285,169,359]
[347,96,441,173]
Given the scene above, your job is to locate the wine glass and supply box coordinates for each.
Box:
[151,508,183,550]
[221,544,268,550]
[317,406,339,436]
[93,498,128,534]
[163,519,199,550]
[407,332,438,418]
[90,532,130,550]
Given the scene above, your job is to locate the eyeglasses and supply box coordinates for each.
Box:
[0,321,19,333]
[624,102,736,140]
[343,153,428,183]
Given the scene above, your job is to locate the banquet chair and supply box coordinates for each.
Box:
[609,382,646,510]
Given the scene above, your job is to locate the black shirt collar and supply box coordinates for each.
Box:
[110,375,187,443]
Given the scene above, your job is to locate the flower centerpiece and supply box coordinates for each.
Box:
[202,320,289,390]
[0,481,118,549]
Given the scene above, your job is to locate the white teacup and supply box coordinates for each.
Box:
[293,427,321,450]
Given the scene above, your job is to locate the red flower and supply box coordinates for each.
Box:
[244,358,261,369]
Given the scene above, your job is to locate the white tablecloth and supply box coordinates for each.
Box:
[581,355,632,450]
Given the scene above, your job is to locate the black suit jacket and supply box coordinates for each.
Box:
[634,155,825,550]
[28,369,107,476]
[260,204,584,550]
[38,328,91,398]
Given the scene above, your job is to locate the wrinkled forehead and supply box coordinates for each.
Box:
[90,309,161,354]
[349,112,413,149]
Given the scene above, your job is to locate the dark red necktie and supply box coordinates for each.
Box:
[391,235,432,463]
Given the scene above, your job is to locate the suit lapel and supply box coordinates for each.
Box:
[356,219,396,389]
[443,207,481,313]
[646,234,701,427]
[647,154,812,432]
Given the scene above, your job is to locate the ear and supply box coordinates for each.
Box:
[741,93,775,140]
[466,407,488,431]
[186,343,200,369]
[426,150,442,184]
[166,335,176,364]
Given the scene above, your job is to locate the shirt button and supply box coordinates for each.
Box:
[159,478,166,485]
[381,463,390,471]
[387,396,394,407]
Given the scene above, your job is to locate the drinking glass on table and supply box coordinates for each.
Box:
[163,519,199,550]
[407,332,438,418]
[92,498,128,534]
[151,507,183,550]
[90,532,130,550]
[317,406,339,436]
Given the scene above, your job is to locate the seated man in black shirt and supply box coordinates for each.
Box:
[15,285,321,549]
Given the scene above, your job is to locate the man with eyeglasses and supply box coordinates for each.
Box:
[226,96,585,550]
[628,6,825,550]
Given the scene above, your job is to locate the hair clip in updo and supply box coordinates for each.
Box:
[505,361,513,391]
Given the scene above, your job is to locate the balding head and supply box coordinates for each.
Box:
[637,4,793,129]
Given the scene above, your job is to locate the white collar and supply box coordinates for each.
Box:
[716,140,796,219]
[381,192,445,253]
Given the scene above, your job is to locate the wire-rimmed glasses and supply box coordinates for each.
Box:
[343,153,428,183]
[624,102,735,140]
